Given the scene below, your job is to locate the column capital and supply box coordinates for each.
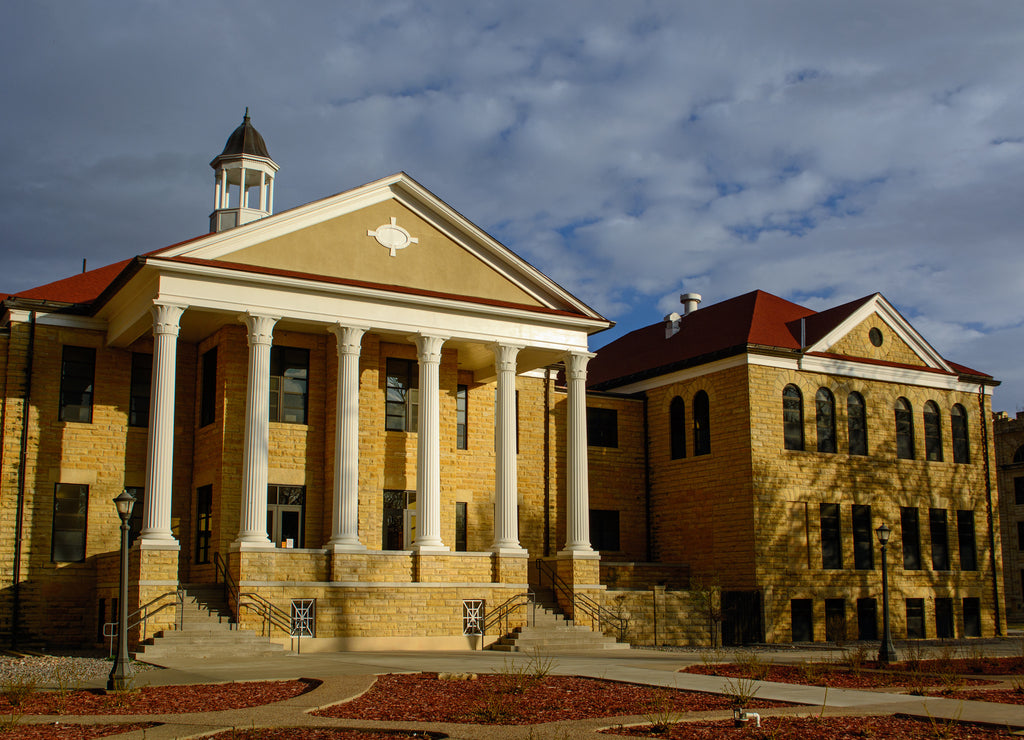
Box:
[413,333,448,364]
[151,303,186,336]
[329,324,368,356]
[564,350,596,381]
[239,312,279,346]
[490,343,524,373]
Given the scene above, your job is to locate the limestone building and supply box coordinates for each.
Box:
[995,412,1024,621]
[0,114,1004,649]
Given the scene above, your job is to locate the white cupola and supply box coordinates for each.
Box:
[209,109,279,233]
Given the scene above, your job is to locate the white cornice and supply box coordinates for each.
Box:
[5,308,107,331]
[808,294,952,372]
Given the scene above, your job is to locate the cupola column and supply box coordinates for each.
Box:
[234,312,279,547]
[139,302,186,548]
[491,343,526,553]
[412,334,449,551]
[328,324,368,551]
[561,351,596,553]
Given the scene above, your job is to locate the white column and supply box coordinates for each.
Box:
[268,176,274,214]
[234,312,279,547]
[491,343,526,553]
[140,303,185,548]
[213,172,221,210]
[259,171,267,212]
[413,334,448,551]
[239,167,248,208]
[328,324,367,550]
[562,351,595,553]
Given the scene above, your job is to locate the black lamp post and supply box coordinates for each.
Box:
[876,523,898,664]
[108,489,136,691]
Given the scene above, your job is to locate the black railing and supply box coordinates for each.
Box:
[481,589,535,645]
[213,551,296,640]
[103,589,182,657]
[534,559,625,640]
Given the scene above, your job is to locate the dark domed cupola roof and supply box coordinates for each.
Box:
[218,107,271,159]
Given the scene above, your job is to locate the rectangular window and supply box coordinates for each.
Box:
[52,483,88,562]
[1018,521,1024,552]
[128,353,152,427]
[825,599,846,642]
[269,346,309,424]
[791,599,813,642]
[856,598,878,641]
[1016,477,1024,505]
[195,484,212,564]
[957,510,977,571]
[200,347,217,427]
[901,507,921,570]
[383,489,414,550]
[589,509,620,551]
[267,484,305,547]
[819,503,842,569]
[385,359,419,432]
[963,597,981,637]
[935,598,954,639]
[125,486,144,547]
[906,598,926,639]
[586,407,618,448]
[59,346,96,423]
[852,504,874,570]
[455,502,468,552]
[929,508,949,570]
[456,385,468,450]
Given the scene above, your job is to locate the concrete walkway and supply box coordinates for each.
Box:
[17,644,1024,738]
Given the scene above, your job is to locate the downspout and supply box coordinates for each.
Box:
[543,368,551,557]
[11,311,36,648]
[979,384,1002,635]
[643,393,652,562]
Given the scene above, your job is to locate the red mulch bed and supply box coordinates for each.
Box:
[604,715,1014,738]
[316,673,790,725]
[0,679,317,715]
[892,657,1024,675]
[0,723,156,739]
[683,663,996,689]
[928,687,1024,705]
[206,732,438,739]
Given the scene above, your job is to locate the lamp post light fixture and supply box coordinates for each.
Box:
[108,489,136,691]
[875,522,898,664]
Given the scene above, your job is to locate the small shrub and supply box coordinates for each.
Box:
[733,651,769,680]
[0,713,23,734]
[1,678,36,707]
[843,644,869,677]
[722,674,760,710]
[642,696,683,733]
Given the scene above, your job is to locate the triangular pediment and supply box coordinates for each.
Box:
[806,294,952,372]
[157,173,597,316]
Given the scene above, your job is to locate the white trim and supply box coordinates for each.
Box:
[239,580,530,589]
[5,308,107,331]
[605,351,992,396]
[807,294,952,372]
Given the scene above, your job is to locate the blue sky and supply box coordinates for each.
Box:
[2,1,1023,410]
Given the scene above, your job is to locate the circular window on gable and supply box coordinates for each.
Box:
[869,327,883,347]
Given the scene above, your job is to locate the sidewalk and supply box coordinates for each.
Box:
[18,644,1024,738]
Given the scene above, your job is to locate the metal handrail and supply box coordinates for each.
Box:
[482,589,535,639]
[103,588,182,656]
[534,559,625,640]
[213,552,295,642]
[213,551,238,623]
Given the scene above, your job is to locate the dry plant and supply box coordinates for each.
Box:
[0,678,36,707]
[0,713,23,735]
[842,644,869,676]
[923,701,965,739]
[642,693,684,733]
[723,674,760,711]
[733,651,770,680]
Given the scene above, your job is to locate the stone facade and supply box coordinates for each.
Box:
[995,412,1024,620]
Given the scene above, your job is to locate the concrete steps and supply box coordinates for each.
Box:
[133,584,290,663]
[490,597,629,652]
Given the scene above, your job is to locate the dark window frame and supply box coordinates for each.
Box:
[269,346,309,424]
[128,352,152,428]
[901,506,922,569]
[852,504,874,570]
[693,390,710,455]
[783,384,804,451]
[587,407,618,448]
[923,400,943,462]
[267,484,306,548]
[385,359,419,433]
[929,508,949,570]
[906,597,926,639]
[847,391,868,456]
[791,598,813,642]
[456,384,468,450]
[895,397,915,460]
[195,484,212,565]
[1015,477,1024,506]
[59,345,96,423]
[669,396,687,460]
[957,510,977,571]
[589,509,621,551]
[200,347,218,427]
[951,404,970,463]
[816,387,837,453]
[455,501,468,551]
[51,483,89,562]
[963,597,981,637]
[820,503,842,569]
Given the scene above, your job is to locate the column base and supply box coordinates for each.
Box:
[327,540,368,553]
[136,535,180,552]
[557,547,599,560]
[490,545,529,557]
[411,543,450,553]
[231,539,278,552]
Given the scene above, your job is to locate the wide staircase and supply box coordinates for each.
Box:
[133,584,290,664]
[489,588,629,652]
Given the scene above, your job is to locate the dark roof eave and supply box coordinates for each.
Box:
[89,256,149,314]
[2,296,92,316]
[590,343,754,391]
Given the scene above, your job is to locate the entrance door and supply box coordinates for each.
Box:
[721,591,764,645]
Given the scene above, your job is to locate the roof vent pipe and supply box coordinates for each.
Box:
[680,293,702,316]
[664,312,681,339]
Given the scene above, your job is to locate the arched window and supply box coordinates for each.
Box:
[693,390,710,456]
[783,385,804,451]
[895,397,915,460]
[816,388,836,453]
[951,404,969,464]
[847,392,868,456]
[670,396,687,460]
[923,401,942,462]
[1014,445,1024,464]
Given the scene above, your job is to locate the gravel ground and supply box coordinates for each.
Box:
[0,652,159,689]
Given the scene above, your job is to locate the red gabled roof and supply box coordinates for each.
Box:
[588,290,991,390]
[6,259,134,305]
